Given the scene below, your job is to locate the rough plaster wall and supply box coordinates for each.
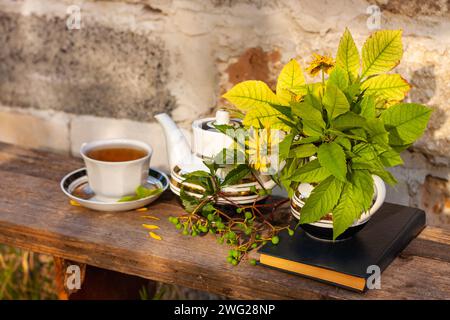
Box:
[0,0,449,228]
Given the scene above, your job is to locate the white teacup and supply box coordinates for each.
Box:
[80,139,152,201]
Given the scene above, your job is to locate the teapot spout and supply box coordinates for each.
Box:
[155,113,192,170]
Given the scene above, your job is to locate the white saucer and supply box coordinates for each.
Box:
[60,167,169,212]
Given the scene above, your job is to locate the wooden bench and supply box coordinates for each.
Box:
[0,142,449,299]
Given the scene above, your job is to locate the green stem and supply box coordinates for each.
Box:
[321,68,325,86]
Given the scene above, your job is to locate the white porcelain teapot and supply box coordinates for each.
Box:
[155,110,276,204]
[155,110,239,174]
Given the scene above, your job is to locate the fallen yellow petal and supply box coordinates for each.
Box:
[136,207,148,212]
[70,200,81,206]
[149,232,162,240]
[141,215,160,220]
[142,224,159,230]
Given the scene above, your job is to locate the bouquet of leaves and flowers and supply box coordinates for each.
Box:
[221,28,432,240]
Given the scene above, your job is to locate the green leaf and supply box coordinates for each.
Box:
[280,158,304,197]
[291,101,326,136]
[323,83,350,120]
[362,74,411,103]
[336,28,360,80]
[183,171,215,194]
[299,176,344,224]
[328,65,349,91]
[118,185,162,202]
[351,170,374,211]
[334,136,351,150]
[180,189,201,213]
[136,185,161,198]
[332,112,366,130]
[276,59,306,104]
[317,142,347,181]
[348,128,368,140]
[380,103,432,145]
[365,118,389,147]
[293,136,321,145]
[291,101,324,123]
[353,142,377,161]
[331,182,363,239]
[290,159,331,183]
[277,116,298,130]
[184,170,211,178]
[359,95,376,119]
[270,104,294,120]
[222,164,251,186]
[344,83,361,103]
[371,168,397,185]
[329,129,367,142]
[117,195,138,202]
[279,134,294,159]
[223,80,283,110]
[288,144,317,158]
[352,156,398,186]
[361,30,403,78]
[379,148,404,167]
[303,92,323,111]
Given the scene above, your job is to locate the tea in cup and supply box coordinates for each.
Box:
[80,139,152,201]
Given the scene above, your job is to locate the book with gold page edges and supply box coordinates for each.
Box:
[258,203,426,292]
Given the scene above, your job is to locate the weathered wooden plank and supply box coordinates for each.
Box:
[0,142,449,300]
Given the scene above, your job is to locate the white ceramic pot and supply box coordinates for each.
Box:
[291,175,386,241]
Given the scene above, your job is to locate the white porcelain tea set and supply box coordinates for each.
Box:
[60,110,276,211]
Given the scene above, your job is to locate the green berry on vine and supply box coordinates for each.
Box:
[226,256,233,263]
[231,259,238,266]
[182,230,189,236]
[236,208,242,213]
[175,223,182,230]
[271,236,280,245]
[251,243,258,249]
[288,228,294,236]
[244,212,252,219]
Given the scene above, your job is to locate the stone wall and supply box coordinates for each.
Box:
[0,0,449,228]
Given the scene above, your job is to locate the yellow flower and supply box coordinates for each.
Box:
[306,53,335,77]
[246,129,281,173]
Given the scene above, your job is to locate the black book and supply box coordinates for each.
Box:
[258,202,426,292]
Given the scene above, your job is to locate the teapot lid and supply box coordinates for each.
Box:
[200,110,241,132]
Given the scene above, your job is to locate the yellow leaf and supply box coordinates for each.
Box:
[69,200,81,206]
[149,232,162,240]
[361,30,403,78]
[142,224,159,230]
[141,215,160,220]
[336,28,360,80]
[243,105,290,131]
[361,74,410,103]
[136,207,148,212]
[222,80,282,110]
[276,59,306,104]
